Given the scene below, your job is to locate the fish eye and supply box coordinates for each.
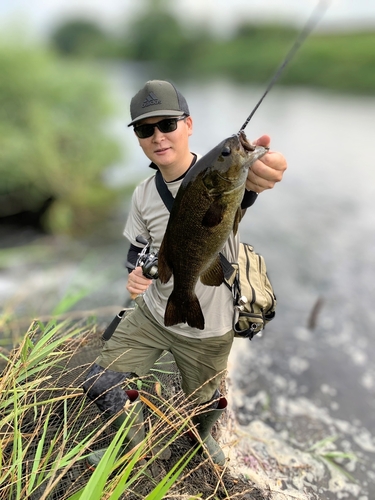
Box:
[221,147,231,157]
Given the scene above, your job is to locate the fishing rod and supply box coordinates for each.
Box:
[239,1,330,133]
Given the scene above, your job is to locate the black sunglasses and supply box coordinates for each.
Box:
[133,115,186,139]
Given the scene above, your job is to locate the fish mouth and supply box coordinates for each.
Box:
[239,131,256,152]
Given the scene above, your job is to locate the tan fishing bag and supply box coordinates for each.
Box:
[221,242,276,339]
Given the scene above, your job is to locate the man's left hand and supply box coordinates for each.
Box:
[246,134,287,193]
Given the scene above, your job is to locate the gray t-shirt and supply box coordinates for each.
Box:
[124,172,240,339]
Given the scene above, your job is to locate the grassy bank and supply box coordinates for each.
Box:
[0,318,197,499]
[0,309,265,499]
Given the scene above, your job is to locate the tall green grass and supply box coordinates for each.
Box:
[0,315,204,499]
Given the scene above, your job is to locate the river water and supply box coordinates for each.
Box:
[1,68,375,498]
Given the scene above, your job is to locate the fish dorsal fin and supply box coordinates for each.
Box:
[157,239,173,284]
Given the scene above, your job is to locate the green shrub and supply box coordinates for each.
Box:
[0,43,123,234]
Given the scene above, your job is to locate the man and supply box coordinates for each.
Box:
[83,80,287,467]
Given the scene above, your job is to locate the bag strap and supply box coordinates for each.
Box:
[155,170,175,213]
[219,253,238,284]
[154,153,198,211]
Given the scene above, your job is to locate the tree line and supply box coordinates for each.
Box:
[50,4,375,95]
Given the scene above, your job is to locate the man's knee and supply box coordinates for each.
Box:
[200,389,220,409]
[82,363,137,414]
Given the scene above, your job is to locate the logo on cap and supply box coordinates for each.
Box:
[142,92,161,108]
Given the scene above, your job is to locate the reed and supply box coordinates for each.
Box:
[0,315,201,499]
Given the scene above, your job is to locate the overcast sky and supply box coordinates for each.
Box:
[2,0,375,39]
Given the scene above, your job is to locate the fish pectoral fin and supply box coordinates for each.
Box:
[200,255,224,286]
[201,201,224,228]
[158,242,173,283]
[164,292,205,330]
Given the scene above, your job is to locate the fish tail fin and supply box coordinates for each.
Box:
[164,292,205,330]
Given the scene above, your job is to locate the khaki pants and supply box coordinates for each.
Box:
[97,296,234,404]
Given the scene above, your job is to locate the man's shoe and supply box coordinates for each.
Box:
[191,396,227,466]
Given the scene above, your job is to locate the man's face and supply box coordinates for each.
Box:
[134,115,193,169]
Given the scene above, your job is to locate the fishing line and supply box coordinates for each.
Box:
[239,1,330,133]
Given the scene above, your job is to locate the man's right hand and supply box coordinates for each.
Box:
[126,266,153,299]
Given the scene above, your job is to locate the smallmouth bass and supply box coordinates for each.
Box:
[157,131,267,330]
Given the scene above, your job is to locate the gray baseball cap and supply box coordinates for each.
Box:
[128,80,190,126]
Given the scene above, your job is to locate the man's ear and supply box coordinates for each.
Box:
[186,115,193,136]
